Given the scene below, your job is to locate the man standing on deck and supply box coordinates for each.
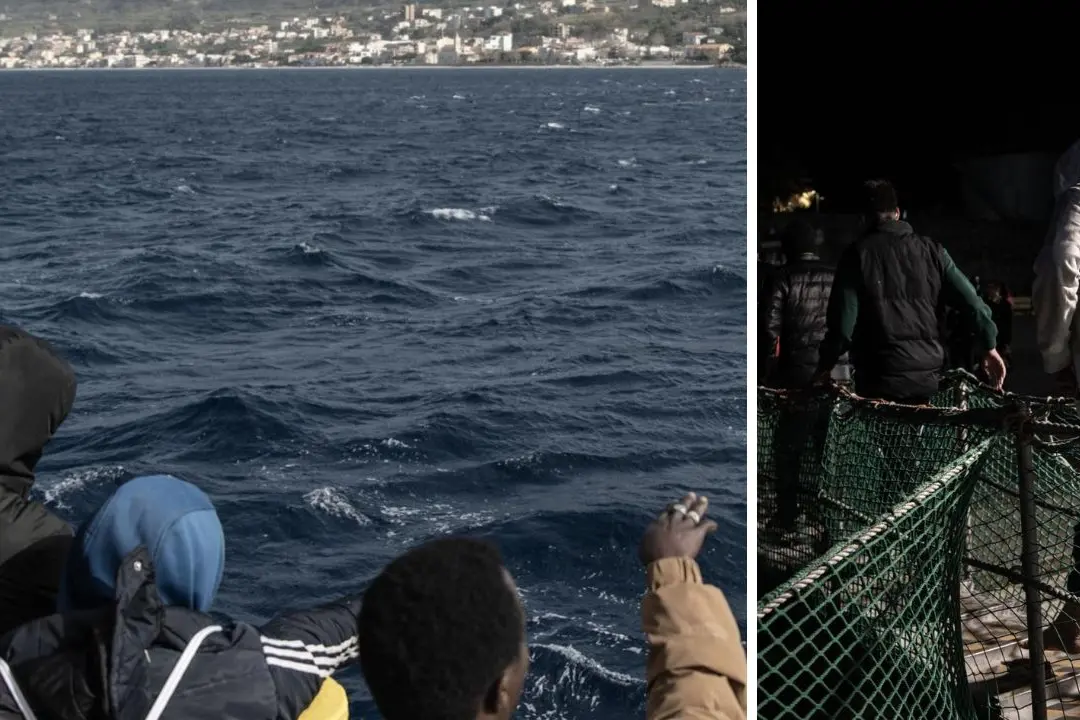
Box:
[814,179,1006,402]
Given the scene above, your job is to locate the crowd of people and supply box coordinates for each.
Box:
[0,324,746,719]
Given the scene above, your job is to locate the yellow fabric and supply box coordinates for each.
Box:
[298,678,349,720]
[642,557,747,720]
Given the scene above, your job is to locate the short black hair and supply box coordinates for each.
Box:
[864,179,899,221]
[358,537,525,720]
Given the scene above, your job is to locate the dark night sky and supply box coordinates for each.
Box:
[759,2,1079,213]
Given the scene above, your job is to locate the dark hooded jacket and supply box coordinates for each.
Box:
[0,547,362,720]
[0,475,361,720]
[0,326,79,636]
[761,253,850,388]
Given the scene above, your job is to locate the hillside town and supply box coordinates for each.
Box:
[0,0,742,68]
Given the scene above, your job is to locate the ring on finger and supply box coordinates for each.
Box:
[686,510,701,524]
[671,503,688,516]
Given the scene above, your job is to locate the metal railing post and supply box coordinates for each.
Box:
[957,379,971,581]
[1018,426,1047,720]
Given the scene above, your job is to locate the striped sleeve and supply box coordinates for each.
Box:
[258,595,362,719]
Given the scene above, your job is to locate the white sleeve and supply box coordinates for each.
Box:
[1034,188,1080,374]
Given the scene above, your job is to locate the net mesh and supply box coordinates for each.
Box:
[757,371,1080,719]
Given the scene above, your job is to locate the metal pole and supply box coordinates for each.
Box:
[957,380,971,582]
[1018,431,1047,720]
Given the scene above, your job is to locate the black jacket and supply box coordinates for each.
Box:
[0,547,361,720]
[0,326,79,636]
[760,254,848,388]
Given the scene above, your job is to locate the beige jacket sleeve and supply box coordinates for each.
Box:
[642,556,747,720]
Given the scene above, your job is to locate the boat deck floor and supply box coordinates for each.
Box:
[963,583,1080,719]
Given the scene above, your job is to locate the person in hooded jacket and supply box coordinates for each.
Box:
[759,220,848,530]
[1031,138,1080,653]
[0,325,79,636]
[760,219,849,389]
[0,474,359,720]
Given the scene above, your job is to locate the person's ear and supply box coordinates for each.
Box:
[481,675,508,717]
[895,208,901,220]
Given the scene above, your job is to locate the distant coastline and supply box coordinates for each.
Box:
[0,62,742,71]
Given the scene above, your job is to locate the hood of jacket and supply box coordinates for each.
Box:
[0,326,77,497]
[58,474,225,613]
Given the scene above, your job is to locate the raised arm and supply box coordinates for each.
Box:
[258,595,363,720]
[640,493,747,720]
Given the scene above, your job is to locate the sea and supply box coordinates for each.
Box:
[0,67,746,718]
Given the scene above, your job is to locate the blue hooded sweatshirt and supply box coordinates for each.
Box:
[58,474,225,613]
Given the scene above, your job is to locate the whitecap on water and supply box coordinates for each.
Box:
[303,487,372,526]
[544,122,565,130]
[532,643,640,687]
[379,500,497,539]
[39,465,127,510]
[583,105,600,114]
[429,207,492,222]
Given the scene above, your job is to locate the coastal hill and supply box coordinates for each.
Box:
[0,0,745,55]
[1,0,403,32]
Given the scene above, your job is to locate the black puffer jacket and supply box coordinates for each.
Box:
[0,326,78,636]
[761,254,848,388]
[0,547,361,720]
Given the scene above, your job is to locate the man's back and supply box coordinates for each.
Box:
[847,219,947,398]
[762,255,837,388]
[816,180,1004,399]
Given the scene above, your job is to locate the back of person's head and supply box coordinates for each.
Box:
[358,536,529,720]
[863,179,900,225]
[779,218,819,260]
[58,474,225,613]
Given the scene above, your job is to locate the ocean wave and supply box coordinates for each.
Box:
[73,389,317,464]
[427,207,492,222]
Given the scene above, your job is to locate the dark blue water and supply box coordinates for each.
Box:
[0,68,746,718]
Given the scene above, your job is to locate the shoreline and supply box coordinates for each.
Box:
[0,62,743,72]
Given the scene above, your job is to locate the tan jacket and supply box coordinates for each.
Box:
[642,557,747,719]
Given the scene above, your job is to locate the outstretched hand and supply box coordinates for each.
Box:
[639,492,719,566]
